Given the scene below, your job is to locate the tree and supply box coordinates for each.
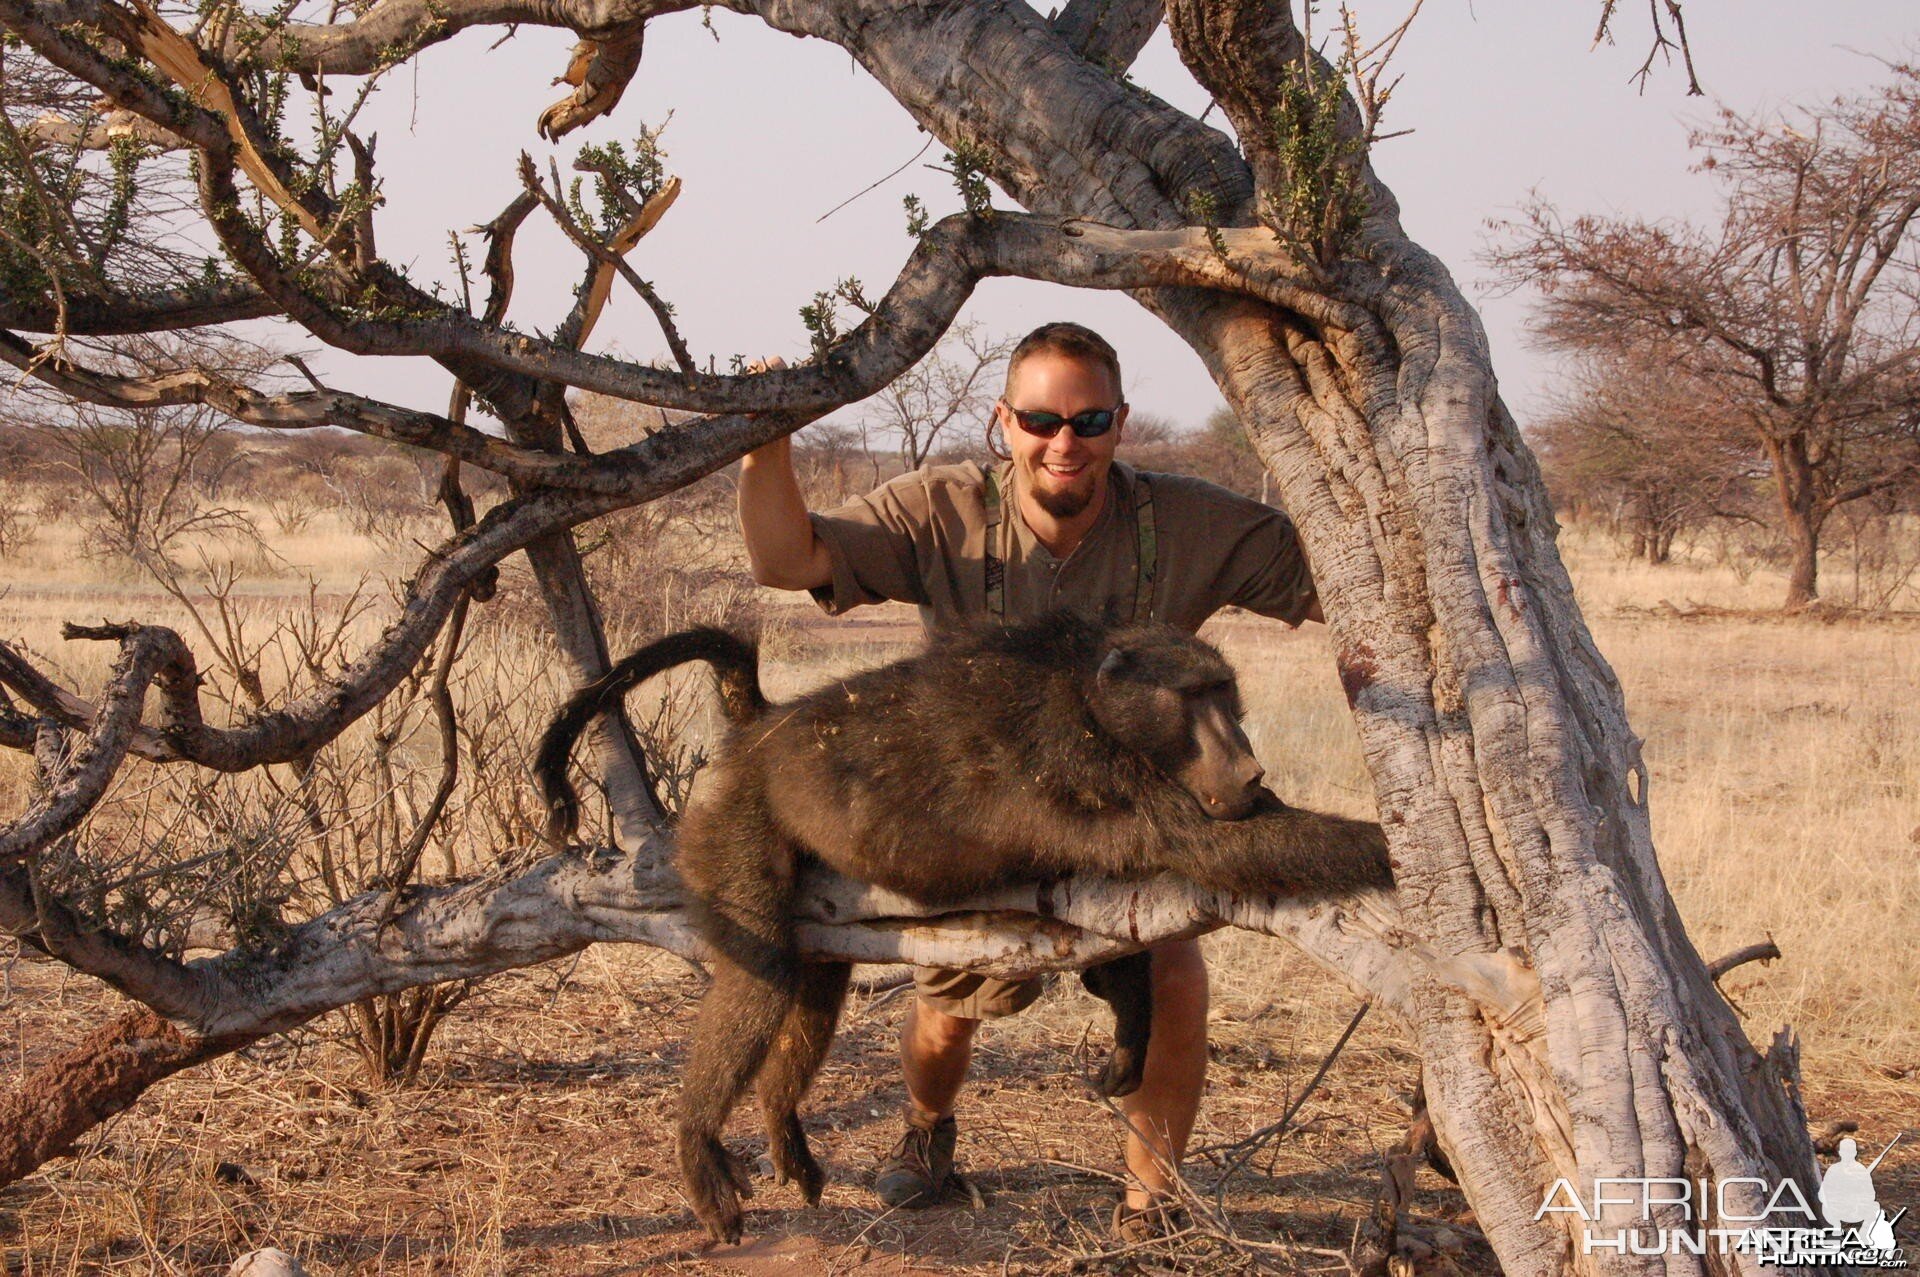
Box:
[0,3,1821,1272]
[1493,68,1920,608]
[856,319,1012,474]
[1531,354,1762,563]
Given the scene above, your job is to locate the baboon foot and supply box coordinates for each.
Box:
[1097,1043,1146,1098]
[680,1133,754,1244]
[768,1113,827,1205]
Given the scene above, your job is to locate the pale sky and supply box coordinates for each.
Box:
[305,1,1917,436]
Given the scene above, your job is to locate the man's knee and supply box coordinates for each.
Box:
[1148,941,1209,1035]
[907,999,980,1055]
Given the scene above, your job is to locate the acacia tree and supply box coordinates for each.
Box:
[856,319,1012,473]
[1532,354,1761,562]
[0,3,1823,1273]
[1494,70,1920,608]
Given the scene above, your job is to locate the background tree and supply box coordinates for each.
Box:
[0,2,1825,1271]
[1494,67,1920,608]
[1531,354,1762,564]
[855,319,1012,474]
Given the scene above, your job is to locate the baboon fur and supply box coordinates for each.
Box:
[537,611,1394,1244]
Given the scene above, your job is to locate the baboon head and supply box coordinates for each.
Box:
[1089,627,1264,820]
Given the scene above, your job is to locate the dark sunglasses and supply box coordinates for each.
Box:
[1000,402,1123,439]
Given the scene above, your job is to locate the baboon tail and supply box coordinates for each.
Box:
[534,627,767,844]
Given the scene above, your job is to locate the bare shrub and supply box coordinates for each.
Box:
[1123,408,1273,502]
[339,454,434,551]
[1530,355,1762,566]
[791,420,869,507]
[38,402,263,572]
[858,320,1011,472]
[1836,505,1920,611]
[0,480,37,556]
[264,486,325,536]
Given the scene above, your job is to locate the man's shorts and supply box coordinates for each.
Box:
[911,966,1047,1020]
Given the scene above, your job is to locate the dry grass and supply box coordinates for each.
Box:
[3,509,1918,1274]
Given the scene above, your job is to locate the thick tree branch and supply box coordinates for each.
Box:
[2,864,219,1023]
[0,847,1408,1190]
[23,104,184,150]
[1052,0,1164,72]
[0,1007,247,1187]
[0,282,278,334]
[217,0,691,77]
[0,625,204,860]
[163,848,1412,1043]
[0,329,686,492]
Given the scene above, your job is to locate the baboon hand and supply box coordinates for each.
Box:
[1078,951,1153,1100]
[681,1134,754,1245]
[1098,1043,1147,1099]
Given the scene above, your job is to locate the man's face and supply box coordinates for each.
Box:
[997,351,1127,520]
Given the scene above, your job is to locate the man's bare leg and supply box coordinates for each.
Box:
[873,999,978,1207]
[901,998,978,1121]
[1118,938,1209,1211]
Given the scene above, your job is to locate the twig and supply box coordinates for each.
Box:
[816,135,935,223]
[375,593,467,924]
[1197,999,1371,1174]
[1708,939,1781,979]
[520,154,695,374]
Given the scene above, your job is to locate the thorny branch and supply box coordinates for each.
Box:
[1593,0,1702,95]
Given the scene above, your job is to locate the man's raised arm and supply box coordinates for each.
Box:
[738,435,833,591]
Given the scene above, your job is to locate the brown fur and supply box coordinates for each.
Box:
[537,611,1394,1243]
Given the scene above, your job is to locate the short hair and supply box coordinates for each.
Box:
[1004,322,1124,402]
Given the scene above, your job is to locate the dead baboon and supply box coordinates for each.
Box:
[537,611,1393,1244]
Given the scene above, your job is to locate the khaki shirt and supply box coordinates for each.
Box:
[808,461,1314,635]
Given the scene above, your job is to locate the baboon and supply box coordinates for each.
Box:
[537,611,1393,1244]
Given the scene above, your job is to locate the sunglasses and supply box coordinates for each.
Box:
[1000,402,1123,439]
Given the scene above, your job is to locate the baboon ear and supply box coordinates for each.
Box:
[1097,647,1131,683]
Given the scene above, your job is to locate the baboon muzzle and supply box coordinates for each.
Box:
[1180,697,1265,820]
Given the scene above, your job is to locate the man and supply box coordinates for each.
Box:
[736,322,1321,1236]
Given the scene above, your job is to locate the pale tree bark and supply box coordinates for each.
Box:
[0,1,1820,1272]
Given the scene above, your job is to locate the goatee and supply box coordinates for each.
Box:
[1032,484,1092,519]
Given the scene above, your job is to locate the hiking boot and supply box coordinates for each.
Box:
[873,1110,957,1208]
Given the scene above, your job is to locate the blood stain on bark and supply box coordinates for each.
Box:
[1337,644,1379,706]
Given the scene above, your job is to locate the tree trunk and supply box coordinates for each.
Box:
[1119,8,1818,1273]
[1769,435,1822,609]
[1653,526,1675,564]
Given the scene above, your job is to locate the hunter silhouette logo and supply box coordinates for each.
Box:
[1812,1136,1904,1263]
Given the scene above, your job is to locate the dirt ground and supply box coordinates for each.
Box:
[4,933,1915,1276]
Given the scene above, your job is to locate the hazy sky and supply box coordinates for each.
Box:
[311,1,1917,436]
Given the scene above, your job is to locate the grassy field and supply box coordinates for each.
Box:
[2,503,1917,1274]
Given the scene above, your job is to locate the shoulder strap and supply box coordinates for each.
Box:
[1131,473,1156,623]
[982,462,1005,621]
